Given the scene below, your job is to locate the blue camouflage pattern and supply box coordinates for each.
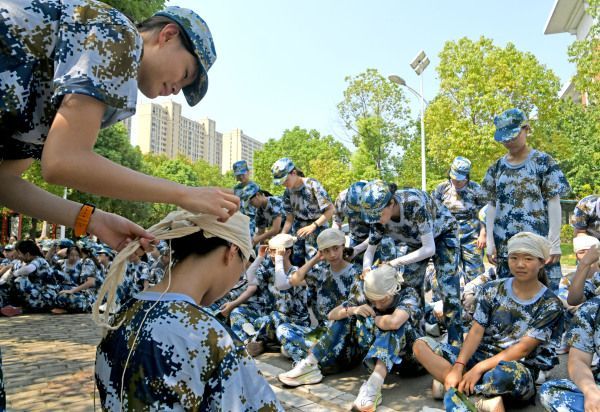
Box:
[234,181,257,237]
[571,195,600,239]
[95,292,283,411]
[334,187,370,244]
[232,160,249,176]
[433,180,487,283]
[449,156,472,181]
[255,196,285,231]
[481,149,571,284]
[271,157,295,186]
[0,0,142,160]
[13,257,60,311]
[359,180,393,224]
[493,108,528,142]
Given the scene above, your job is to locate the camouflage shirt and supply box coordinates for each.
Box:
[0,0,141,159]
[481,149,570,257]
[305,262,362,326]
[234,181,257,219]
[369,189,456,247]
[283,177,332,222]
[255,196,285,230]
[473,278,564,371]
[565,296,600,381]
[558,270,600,303]
[571,195,600,239]
[96,292,283,411]
[432,180,487,220]
[334,189,370,243]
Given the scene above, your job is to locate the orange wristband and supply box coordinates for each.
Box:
[74,203,95,237]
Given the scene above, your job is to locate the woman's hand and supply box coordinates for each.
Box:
[457,363,484,395]
[179,187,240,222]
[258,245,268,258]
[476,233,486,250]
[444,365,464,391]
[353,304,376,318]
[87,210,155,253]
[296,223,316,239]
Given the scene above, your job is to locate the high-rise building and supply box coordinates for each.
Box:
[221,128,264,174]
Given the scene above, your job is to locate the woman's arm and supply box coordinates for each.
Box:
[374,308,409,331]
[281,214,294,234]
[444,322,485,390]
[42,94,239,221]
[287,253,321,287]
[568,347,600,410]
[567,246,599,306]
[253,215,283,245]
[387,233,435,267]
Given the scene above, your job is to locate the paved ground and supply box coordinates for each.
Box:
[1,313,567,411]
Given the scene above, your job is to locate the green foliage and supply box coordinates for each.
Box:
[337,69,412,177]
[568,0,599,104]
[253,127,352,198]
[561,223,575,244]
[407,37,567,187]
[101,0,166,22]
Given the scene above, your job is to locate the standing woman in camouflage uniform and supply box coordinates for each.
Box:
[360,179,463,346]
[271,158,334,266]
[0,1,239,252]
[482,108,570,290]
[233,160,258,237]
[433,156,487,284]
[94,211,283,411]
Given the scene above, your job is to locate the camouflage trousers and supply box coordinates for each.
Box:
[13,277,58,311]
[290,220,325,266]
[403,229,462,346]
[496,257,562,292]
[54,287,95,313]
[539,378,599,412]
[276,323,327,363]
[456,218,485,284]
[229,305,274,343]
[418,337,536,406]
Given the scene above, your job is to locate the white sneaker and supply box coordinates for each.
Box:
[278,358,322,387]
[431,379,445,400]
[474,395,505,412]
[535,370,546,385]
[352,382,382,412]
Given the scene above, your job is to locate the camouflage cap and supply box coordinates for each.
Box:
[239,182,260,201]
[345,181,368,216]
[3,244,14,251]
[449,156,471,181]
[232,160,249,176]
[271,158,295,186]
[360,179,393,224]
[154,6,217,107]
[493,108,528,142]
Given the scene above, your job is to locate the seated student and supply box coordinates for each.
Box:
[94,211,282,411]
[566,235,600,307]
[279,264,422,412]
[275,228,361,362]
[539,296,600,412]
[571,195,600,239]
[413,232,564,412]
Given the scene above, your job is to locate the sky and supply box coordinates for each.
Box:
[135,0,576,148]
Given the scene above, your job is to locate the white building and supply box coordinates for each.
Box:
[221,129,264,175]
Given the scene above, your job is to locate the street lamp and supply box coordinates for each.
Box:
[389,50,430,191]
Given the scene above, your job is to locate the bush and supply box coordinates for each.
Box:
[560,224,574,244]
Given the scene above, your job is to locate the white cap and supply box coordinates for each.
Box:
[317,228,345,250]
[363,264,403,301]
[573,235,600,253]
[507,232,550,261]
[268,233,296,249]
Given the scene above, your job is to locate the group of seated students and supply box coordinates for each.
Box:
[0,237,170,316]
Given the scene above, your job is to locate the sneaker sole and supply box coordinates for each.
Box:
[278,371,323,387]
[351,394,381,412]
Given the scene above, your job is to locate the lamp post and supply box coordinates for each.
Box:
[389,50,430,191]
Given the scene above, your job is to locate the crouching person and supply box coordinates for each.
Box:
[278,264,422,412]
[413,232,564,412]
[539,296,600,412]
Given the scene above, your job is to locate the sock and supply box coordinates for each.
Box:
[367,371,384,390]
[306,353,318,365]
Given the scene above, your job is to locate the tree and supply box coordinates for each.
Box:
[337,69,412,178]
[101,0,165,22]
[405,36,569,187]
[568,0,599,103]
[192,159,236,188]
[253,127,352,199]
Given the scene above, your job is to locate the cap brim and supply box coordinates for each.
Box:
[183,64,208,107]
[273,174,288,186]
[494,126,520,142]
[449,171,468,181]
[361,210,381,224]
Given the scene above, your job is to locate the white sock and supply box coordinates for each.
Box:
[367,371,384,390]
[306,353,318,365]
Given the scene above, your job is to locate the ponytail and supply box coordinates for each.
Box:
[537,267,549,286]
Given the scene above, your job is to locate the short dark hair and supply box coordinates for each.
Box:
[137,16,195,57]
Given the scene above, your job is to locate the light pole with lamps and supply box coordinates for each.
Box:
[388,50,430,191]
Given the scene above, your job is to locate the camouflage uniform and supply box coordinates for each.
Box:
[276,262,361,362]
[334,189,370,246]
[433,180,487,283]
[368,189,462,346]
[282,178,333,266]
[481,149,571,289]
[54,257,101,312]
[96,292,283,411]
[229,258,277,342]
[539,297,600,412]
[419,278,564,408]
[234,181,257,236]
[255,196,285,233]
[13,256,60,311]
[129,260,150,293]
[0,0,141,160]
[571,195,600,239]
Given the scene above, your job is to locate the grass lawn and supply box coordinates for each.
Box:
[561,243,577,267]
